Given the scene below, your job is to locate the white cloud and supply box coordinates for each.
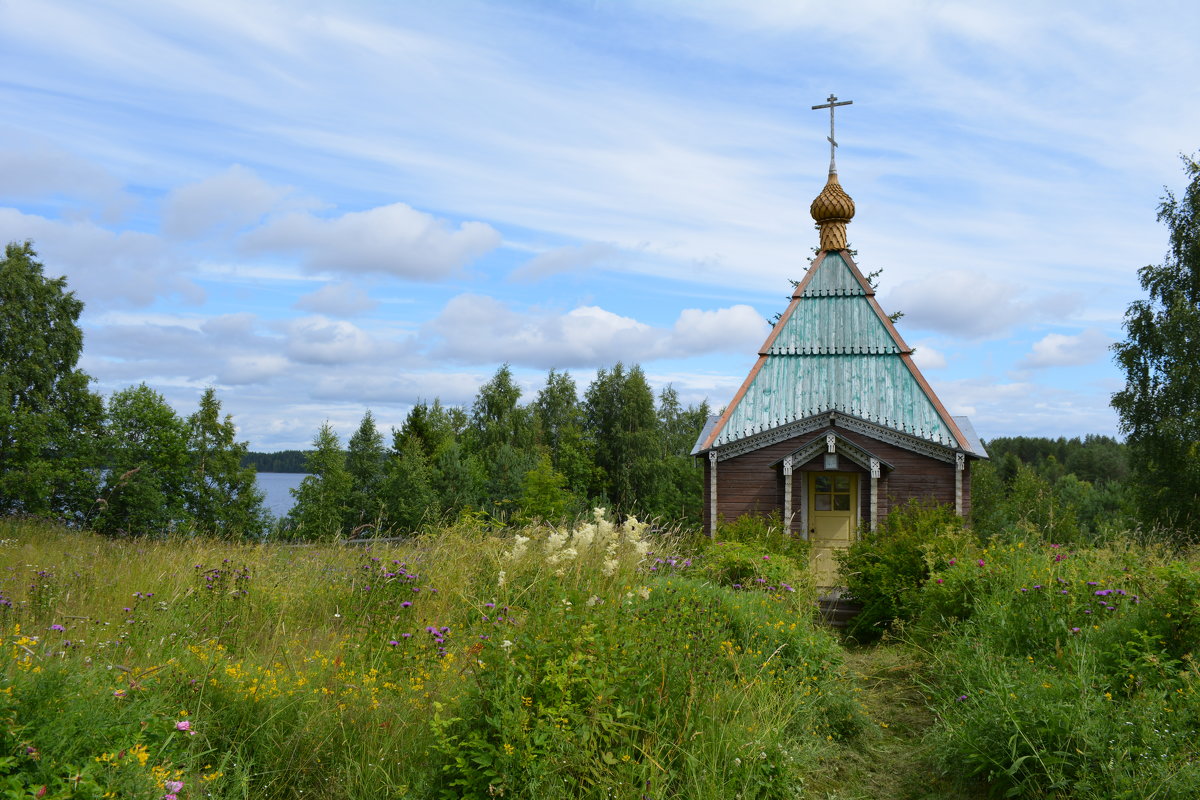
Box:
[241,202,501,280]
[283,315,379,365]
[163,165,297,239]
[669,306,770,356]
[425,294,767,368]
[884,270,1027,338]
[219,354,289,385]
[0,208,198,307]
[0,138,131,220]
[911,341,947,370]
[293,282,378,316]
[508,242,619,282]
[1019,328,1111,368]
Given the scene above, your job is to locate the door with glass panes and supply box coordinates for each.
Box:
[808,473,857,586]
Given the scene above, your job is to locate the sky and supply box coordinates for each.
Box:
[2,0,1198,452]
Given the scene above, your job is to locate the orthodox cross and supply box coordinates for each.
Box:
[811,93,852,173]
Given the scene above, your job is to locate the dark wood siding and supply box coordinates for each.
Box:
[699,424,971,532]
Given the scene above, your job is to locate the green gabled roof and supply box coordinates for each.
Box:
[700,250,969,453]
[765,295,902,355]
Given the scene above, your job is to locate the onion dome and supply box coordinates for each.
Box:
[810,171,855,251]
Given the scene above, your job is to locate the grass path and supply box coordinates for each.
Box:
[811,642,987,800]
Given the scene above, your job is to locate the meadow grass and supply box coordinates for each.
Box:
[0,513,862,799]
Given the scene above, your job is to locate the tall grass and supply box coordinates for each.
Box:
[0,513,861,799]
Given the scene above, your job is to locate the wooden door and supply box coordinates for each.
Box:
[808,472,857,587]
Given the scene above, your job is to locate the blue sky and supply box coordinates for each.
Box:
[2,0,1197,451]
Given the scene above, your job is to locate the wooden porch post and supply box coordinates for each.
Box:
[954,452,965,517]
[782,455,794,533]
[708,450,719,537]
[869,457,880,532]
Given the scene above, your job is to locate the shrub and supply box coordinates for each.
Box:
[837,499,967,641]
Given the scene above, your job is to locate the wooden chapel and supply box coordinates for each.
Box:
[691,97,987,586]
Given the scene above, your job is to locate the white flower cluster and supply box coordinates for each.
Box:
[499,507,652,578]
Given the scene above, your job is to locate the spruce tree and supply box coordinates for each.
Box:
[287,422,352,540]
[184,388,268,539]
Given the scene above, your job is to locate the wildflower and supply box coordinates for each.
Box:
[957,695,968,702]
[977,559,985,567]
[501,640,513,651]
[165,781,184,793]
[1095,589,1113,596]
[49,624,64,632]
[936,578,944,584]
[402,633,412,638]
[498,570,507,587]
[400,601,412,608]
[948,558,956,566]
[1033,585,1043,590]
[175,720,195,735]
[762,555,770,561]
[484,602,495,608]
[388,640,399,646]
[1070,627,1081,633]
[637,586,651,600]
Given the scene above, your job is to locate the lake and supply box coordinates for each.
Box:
[256,472,308,519]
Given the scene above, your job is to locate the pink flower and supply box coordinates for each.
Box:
[165,780,184,793]
[175,720,195,735]
[977,559,985,567]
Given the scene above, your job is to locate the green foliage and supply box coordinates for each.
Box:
[184,388,268,539]
[697,541,802,592]
[1112,154,1200,542]
[345,410,387,533]
[286,422,352,540]
[517,452,573,522]
[93,384,191,537]
[0,242,103,521]
[1,515,865,800]
[583,363,661,513]
[241,449,310,473]
[838,500,967,641]
[383,440,436,533]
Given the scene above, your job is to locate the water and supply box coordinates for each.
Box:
[256,472,308,519]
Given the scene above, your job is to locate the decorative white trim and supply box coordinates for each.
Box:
[711,415,830,460]
[835,413,960,463]
[869,457,881,479]
[956,452,966,471]
[826,432,837,453]
[712,410,962,463]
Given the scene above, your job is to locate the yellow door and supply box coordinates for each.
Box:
[809,473,857,587]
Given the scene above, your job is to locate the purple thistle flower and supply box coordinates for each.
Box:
[49,624,64,631]
[402,632,412,638]
[388,640,399,646]
[401,601,412,608]
[484,602,495,608]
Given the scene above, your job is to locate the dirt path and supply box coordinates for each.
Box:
[810,643,986,800]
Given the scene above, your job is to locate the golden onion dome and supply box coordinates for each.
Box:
[809,171,855,251]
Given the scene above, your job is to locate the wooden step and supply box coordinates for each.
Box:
[816,591,863,629]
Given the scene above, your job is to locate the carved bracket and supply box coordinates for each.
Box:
[955,452,965,472]
[870,457,881,479]
[782,455,793,476]
[825,432,837,453]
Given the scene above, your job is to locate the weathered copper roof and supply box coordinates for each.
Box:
[697,250,976,455]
